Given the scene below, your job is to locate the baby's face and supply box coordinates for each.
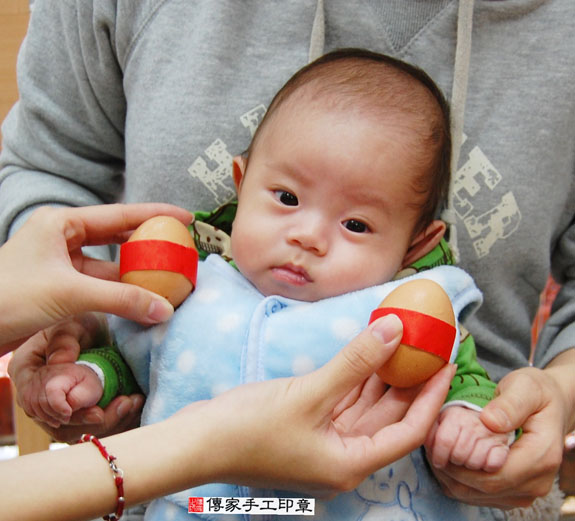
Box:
[231,104,424,301]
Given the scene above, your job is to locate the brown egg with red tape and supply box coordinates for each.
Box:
[370,279,456,387]
[120,216,198,308]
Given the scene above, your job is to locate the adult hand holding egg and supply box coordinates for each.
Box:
[0,203,192,355]
[370,279,456,388]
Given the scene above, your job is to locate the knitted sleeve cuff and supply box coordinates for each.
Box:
[77,346,140,408]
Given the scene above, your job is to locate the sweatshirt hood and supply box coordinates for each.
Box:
[308,0,476,262]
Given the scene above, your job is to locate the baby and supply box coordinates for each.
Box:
[30,49,512,520]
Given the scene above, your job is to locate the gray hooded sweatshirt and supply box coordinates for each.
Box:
[0,1,573,518]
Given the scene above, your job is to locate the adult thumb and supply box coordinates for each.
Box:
[315,314,403,403]
[480,369,544,433]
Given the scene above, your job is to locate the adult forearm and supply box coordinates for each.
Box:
[0,414,215,521]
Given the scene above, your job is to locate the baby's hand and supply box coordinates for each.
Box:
[21,362,103,428]
[45,363,104,424]
[425,406,511,472]
[10,314,108,426]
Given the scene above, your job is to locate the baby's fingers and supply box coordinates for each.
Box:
[18,377,63,429]
[465,436,511,472]
[45,375,75,424]
[428,422,462,469]
[484,444,510,473]
[66,371,104,410]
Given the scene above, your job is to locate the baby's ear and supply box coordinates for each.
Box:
[232,156,247,190]
[401,220,446,268]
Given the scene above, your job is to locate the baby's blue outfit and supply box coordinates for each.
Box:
[111,255,505,521]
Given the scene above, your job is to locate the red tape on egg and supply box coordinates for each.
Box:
[369,307,455,362]
[120,240,199,286]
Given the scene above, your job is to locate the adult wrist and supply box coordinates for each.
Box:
[160,407,238,486]
[544,348,575,433]
[101,411,229,505]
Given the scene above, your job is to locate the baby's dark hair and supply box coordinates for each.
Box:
[248,48,451,235]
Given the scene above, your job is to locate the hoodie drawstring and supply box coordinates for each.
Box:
[443,0,475,263]
[309,0,325,62]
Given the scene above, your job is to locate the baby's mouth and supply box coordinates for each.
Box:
[271,264,313,286]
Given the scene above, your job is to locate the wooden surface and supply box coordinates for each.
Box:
[0,0,51,455]
[0,0,30,141]
[12,383,51,455]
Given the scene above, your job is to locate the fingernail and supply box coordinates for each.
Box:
[130,395,144,413]
[433,460,445,469]
[147,299,174,323]
[116,400,132,418]
[369,314,403,344]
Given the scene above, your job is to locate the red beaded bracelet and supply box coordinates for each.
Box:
[79,434,125,521]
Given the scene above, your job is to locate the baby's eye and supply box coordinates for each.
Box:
[274,190,299,206]
[343,219,369,233]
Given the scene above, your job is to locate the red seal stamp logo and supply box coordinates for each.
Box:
[188,497,204,513]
